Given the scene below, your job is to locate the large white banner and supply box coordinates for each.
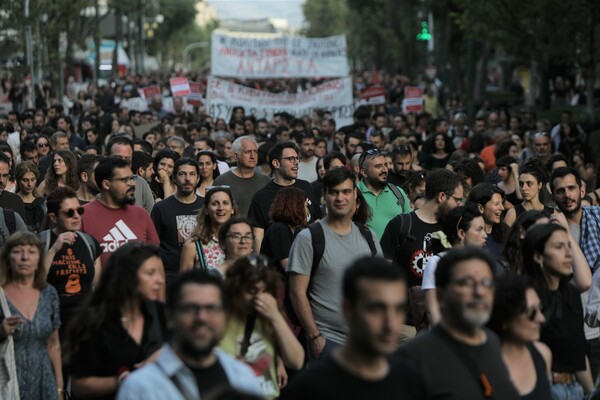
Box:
[206,76,354,127]
[211,32,349,78]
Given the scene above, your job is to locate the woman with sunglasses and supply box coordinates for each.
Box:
[487,273,552,399]
[195,150,220,197]
[36,135,51,158]
[39,187,101,340]
[220,255,304,399]
[522,221,593,399]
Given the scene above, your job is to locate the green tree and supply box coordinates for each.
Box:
[303,0,349,37]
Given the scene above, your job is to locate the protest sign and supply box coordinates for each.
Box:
[402,86,424,113]
[139,85,160,105]
[211,32,349,78]
[169,77,191,97]
[188,82,205,107]
[206,76,354,126]
[357,86,386,106]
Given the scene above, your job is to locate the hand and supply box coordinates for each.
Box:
[549,210,569,229]
[309,335,326,358]
[276,357,288,388]
[510,162,519,172]
[253,292,280,322]
[1,316,23,337]
[51,232,77,253]
[157,169,170,184]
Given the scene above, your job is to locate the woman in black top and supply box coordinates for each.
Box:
[504,160,552,227]
[64,243,167,400]
[488,273,552,400]
[421,132,454,170]
[15,161,46,232]
[522,222,593,398]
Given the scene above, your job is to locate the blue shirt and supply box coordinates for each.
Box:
[116,344,262,400]
[580,206,600,271]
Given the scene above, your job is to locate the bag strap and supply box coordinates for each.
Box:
[308,222,325,279]
[387,183,405,209]
[354,222,377,256]
[39,229,52,254]
[156,362,196,400]
[240,313,257,358]
[194,240,207,272]
[77,231,97,262]
[3,209,15,235]
[434,327,494,399]
[0,288,10,318]
[398,212,414,249]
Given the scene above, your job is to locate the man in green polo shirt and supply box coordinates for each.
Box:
[357,150,411,239]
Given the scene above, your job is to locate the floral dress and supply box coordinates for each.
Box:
[195,236,225,271]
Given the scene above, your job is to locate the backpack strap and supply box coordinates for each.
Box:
[194,240,207,271]
[308,222,325,279]
[39,229,52,254]
[354,222,377,256]
[387,183,405,209]
[3,209,15,235]
[398,212,414,250]
[76,231,97,261]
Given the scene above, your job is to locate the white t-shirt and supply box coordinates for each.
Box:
[422,252,446,290]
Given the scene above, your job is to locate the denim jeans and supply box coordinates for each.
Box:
[306,337,342,367]
[552,381,584,400]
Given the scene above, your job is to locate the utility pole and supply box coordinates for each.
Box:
[24,0,35,107]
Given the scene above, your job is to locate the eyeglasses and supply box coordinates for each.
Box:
[247,254,269,269]
[37,142,50,148]
[446,193,463,203]
[109,175,136,184]
[206,185,230,191]
[62,207,85,218]
[359,149,381,169]
[280,156,300,163]
[450,277,494,291]
[524,305,543,321]
[226,233,254,242]
[177,303,223,317]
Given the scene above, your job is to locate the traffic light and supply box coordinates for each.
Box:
[416,21,431,41]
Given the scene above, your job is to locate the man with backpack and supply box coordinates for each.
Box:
[357,149,411,239]
[0,207,27,247]
[380,168,463,334]
[288,168,382,362]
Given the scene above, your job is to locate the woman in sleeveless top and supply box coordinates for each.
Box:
[488,273,552,399]
[504,160,552,227]
[180,186,237,272]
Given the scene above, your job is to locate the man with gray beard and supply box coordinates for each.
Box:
[395,248,519,399]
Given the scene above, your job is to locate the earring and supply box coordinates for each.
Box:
[538,261,544,270]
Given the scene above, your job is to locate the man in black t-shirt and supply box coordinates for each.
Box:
[248,142,321,250]
[396,248,519,400]
[282,257,429,400]
[150,158,203,286]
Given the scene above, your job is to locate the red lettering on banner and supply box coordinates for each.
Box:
[307,59,318,75]
[282,58,290,75]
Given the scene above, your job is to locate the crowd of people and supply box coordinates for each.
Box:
[0,75,599,400]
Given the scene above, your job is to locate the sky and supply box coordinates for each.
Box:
[206,0,306,29]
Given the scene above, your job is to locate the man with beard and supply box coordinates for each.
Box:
[282,257,429,400]
[396,248,519,399]
[551,167,600,382]
[151,158,204,286]
[76,154,102,204]
[288,168,382,361]
[380,169,463,334]
[117,271,261,400]
[357,150,411,240]
[0,152,25,219]
[297,131,318,183]
[248,142,321,251]
[81,157,159,267]
[387,144,414,187]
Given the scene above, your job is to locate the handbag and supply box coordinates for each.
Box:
[0,287,20,400]
[194,240,208,272]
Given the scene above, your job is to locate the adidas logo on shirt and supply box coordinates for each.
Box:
[100,219,138,252]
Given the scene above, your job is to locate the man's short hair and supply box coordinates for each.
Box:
[231,136,257,155]
[344,132,363,144]
[268,142,299,168]
[550,167,582,193]
[0,152,10,167]
[424,169,462,201]
[167,136,185,148]
[50,131,69,147]
[133,139,153,154]
[435,247,495,289]
[94,157,130,188]
[323,167,356,192]
[174,157,199,176]
[343,257,405,305]
[166,269,227,311]
[142,131,157,141]
[20,141,37,157]
[77,154,102,177]
[46,187,78,215]
[106,135,134,155]
[194,137,215,150]
[323,152,347,171]
[132,151,153,174]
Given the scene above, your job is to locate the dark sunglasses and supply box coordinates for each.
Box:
[359,149,381,169]
[524,305,543,321]
[62,207,85,218]
[37,142,50,148]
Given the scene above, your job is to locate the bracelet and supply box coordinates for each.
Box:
[57,388,65,394]
[308,332,322,342]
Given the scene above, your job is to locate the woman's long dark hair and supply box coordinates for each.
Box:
[45,149,80,192]
[500,210,547,274]
[63,242,161,364]
[466,183,506,244]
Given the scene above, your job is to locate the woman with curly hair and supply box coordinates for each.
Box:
[38,150,80,196]
[180,186,237,272]
[220,255,304,399]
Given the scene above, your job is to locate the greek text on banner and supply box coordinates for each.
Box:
[211,31,349,78]
[206,76,354,127]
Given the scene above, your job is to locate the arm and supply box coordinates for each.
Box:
[37,180,47,197]
[575,356,595,395]
[255,292,304,370]
[503,207,517,228]
[533,341,552,379]
[289,273,325,358]
[551,212,592,292]
[47,329,64,395]
[253,226,264,253]
[92,257,102,288]
[179,240,196,272]
[510,163,522,200]
[72,377,119,398]
[424,289,441,326]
